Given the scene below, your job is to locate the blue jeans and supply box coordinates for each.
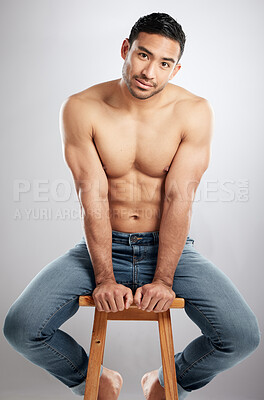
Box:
[3,230,261,398]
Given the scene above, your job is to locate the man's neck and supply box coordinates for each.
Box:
[116,78,168,114]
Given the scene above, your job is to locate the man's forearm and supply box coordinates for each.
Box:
[153,199,192,287]
[81,200,115,285]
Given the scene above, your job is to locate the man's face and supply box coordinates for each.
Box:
[121,32,181,100]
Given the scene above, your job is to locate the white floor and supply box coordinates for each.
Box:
[1,390,261,400]
[1,393,258,400]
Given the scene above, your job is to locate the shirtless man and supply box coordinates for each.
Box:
[4,12,260,400]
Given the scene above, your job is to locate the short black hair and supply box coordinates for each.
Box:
[128,12,186,63]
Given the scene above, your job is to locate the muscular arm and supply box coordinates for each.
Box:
[154,99,214,283]
[60,97,114,283]
[134,99,214,311]
[59,96,133,311]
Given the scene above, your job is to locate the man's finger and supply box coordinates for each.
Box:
[155,297,174,313]
[94,298,106,312]
[124,289,134,309]
[106,296,118,312]
[140,294,152,310]
[115,295,125,312]
[145,296,160,312]
[100,298,111,312]
[153,298,168,313]
[133,287,143,307]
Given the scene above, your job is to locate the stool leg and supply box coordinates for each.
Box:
[158,310,178,400]
[84,309,108,400]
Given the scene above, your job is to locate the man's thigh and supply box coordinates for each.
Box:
[173,240,255,342]
[7,237,96,335]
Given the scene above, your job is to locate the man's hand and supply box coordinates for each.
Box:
[92,280,134,312]
[134,281,175,313]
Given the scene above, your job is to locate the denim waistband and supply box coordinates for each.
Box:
[81,230,192,246]
[112,229,159,246]
[111,230,193,246]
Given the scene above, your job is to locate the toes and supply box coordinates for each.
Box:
[141,372,149,385]
[141,375,146,390]
[141,373,150,399]
[115,372,123,391]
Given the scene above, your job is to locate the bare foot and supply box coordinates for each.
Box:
[141,369,165,400]
[98,366,123,400]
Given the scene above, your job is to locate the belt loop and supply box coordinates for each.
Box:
[153,231,159,244]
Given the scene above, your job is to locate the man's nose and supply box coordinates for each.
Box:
[141,62,155,80]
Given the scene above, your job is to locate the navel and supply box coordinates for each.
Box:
[130,215,139,220]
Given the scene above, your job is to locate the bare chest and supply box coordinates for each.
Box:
[92,110,182,179]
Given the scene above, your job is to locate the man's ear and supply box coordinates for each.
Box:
[169,64,181,80]
[121,38,130,61]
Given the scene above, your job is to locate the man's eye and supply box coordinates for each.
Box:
[162,62,170,68]
[139,53,148,58]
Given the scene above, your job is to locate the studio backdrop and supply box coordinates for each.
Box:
[1,1,263,399]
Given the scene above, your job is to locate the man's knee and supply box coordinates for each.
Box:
[3,303,33,352]
[237,312,260,355]
[224,310,261,360]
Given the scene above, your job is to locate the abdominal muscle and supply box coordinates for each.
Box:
[109,204,162,232]
[107,172,166,233]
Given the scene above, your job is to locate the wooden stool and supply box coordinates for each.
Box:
[79,295,185,400]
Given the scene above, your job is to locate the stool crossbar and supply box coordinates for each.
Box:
[79,295,185,400]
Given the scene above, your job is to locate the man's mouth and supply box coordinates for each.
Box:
[135,78,153,88]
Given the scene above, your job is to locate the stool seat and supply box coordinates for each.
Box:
[79,295,185,400]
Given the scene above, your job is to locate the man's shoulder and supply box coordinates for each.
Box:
[68,79,118,104]
[168,84,214,142]
[61,79,118,125]
[169,83,211,109]
[170,84,214,127]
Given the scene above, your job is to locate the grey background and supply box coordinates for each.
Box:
[1,0,263,399]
